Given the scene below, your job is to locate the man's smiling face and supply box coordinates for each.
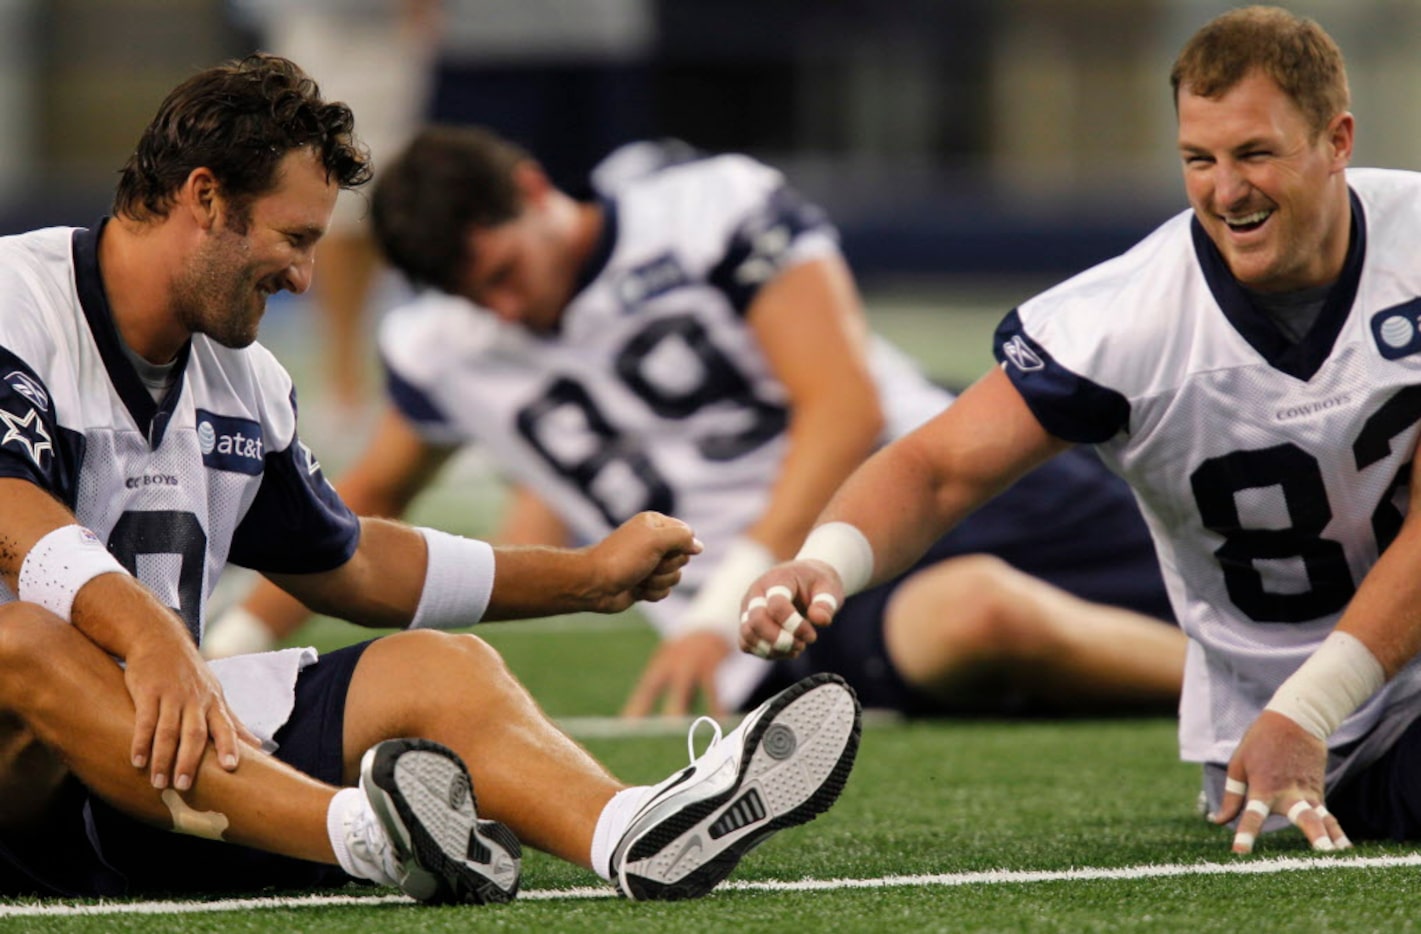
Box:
[1177,69,1353,293]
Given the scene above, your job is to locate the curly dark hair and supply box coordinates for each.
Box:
[113,53,373,223]
[372,125,531,293]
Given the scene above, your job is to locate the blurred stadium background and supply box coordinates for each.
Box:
[4,0,1419,280]
[8,0,1417,601]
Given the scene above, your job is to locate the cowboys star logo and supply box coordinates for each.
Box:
[0,407,53,466]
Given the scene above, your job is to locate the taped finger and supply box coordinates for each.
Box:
[811,592,839,614]
[1315,805,1352,850]
[1284,801,1335,852]
[1232,799,1271,853]
[751,639,772,659]
[765,584,794,603]
[772,627,795,654]
[1224,777,1247,797]
[746,595,768,613]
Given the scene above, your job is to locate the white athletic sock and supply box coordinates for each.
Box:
[327,787,398,885]
[590,785,654,882]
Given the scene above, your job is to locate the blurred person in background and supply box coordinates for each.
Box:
[229,0,440,420]
[207,125,1187,721]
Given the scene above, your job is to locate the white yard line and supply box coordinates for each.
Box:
[5,854,1420,917]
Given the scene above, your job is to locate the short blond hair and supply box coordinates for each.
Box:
[1170,5,1349,137]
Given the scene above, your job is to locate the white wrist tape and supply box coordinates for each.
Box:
[794,522,874,595]
[680,537,776,643]
[409,527,495,630]
[18,524,130,621]
[1264,631,1386,740]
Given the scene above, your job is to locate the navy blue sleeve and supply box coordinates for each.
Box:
[707,184,836,316]
[992,309,1130,444]
[0,348,86,507]
[228,429,360,574]
[382,356,453,431]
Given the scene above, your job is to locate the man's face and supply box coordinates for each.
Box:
[173,147,338,348]
[458,200,576,336]
[1177,70,1352,293]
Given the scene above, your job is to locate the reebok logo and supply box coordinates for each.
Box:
[196,410,264,476]
[1002,335,1045,372]
[4,370,49,411]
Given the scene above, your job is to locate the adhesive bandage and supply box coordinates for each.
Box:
[18,524,130,621]
[161,789,230,840]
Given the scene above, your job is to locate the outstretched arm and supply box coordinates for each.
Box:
[739,366,1070,657]
[270,510,701,629]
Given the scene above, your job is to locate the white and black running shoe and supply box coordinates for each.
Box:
[359,738,522,904]
[610,673,861,900]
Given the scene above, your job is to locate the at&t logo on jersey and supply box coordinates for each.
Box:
[617,254,690,306]
[1371,299,1421,360]
[196,409,264,475]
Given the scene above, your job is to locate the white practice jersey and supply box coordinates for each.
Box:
[0,223,359,645]
[379,151,950,702]
[996,169,1421,767]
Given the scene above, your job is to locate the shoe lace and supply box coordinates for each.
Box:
[686,715,723,764]
[348,805,399,885]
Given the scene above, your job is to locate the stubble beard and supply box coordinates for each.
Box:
[172,235,264,350]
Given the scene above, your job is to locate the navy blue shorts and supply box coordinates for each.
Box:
[746,447,1175,715]
[1328,713,1421,842]
[0,640,370,897]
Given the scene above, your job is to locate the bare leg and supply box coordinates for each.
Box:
[882,554,1185,714]
[341,630,623,868]
[0,603,338,864]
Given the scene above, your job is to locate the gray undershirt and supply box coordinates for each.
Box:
[119,339,177,402]
[1244,283,1332,345]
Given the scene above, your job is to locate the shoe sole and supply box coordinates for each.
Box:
[363,738,522,905]
[617,673,861,900]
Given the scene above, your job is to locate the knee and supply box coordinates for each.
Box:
[365,629,517,694]
[889,554,1055,666]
